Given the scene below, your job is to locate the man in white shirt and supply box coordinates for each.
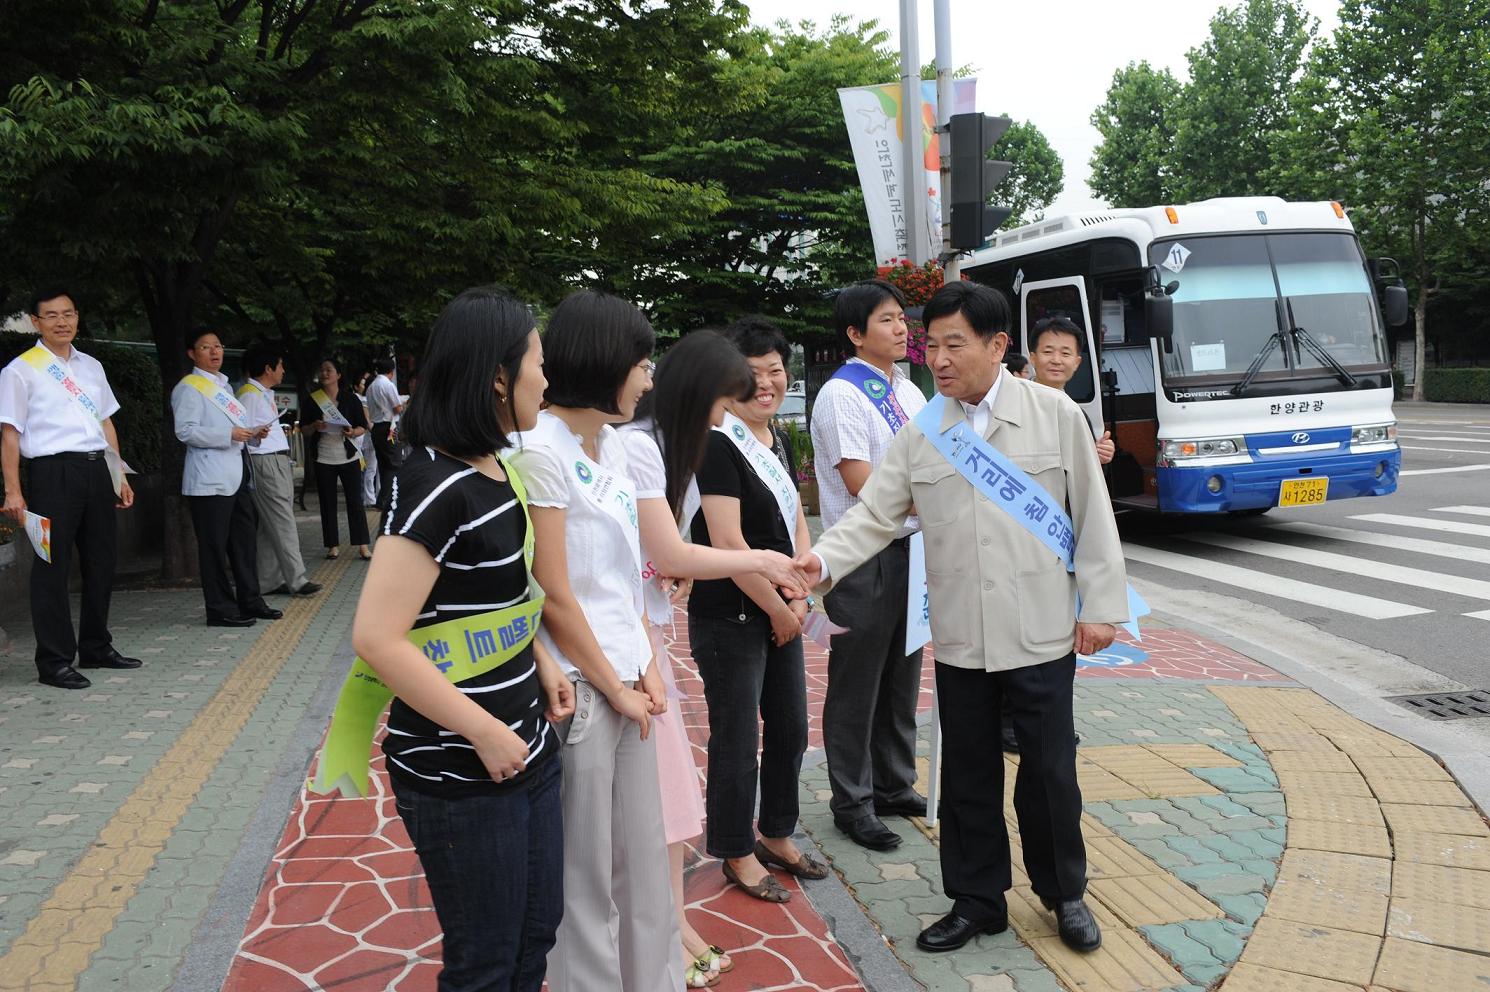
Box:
[238,342,320,598]
[811,279,928,853]
[365,358,403,510]
[0,288,141,689]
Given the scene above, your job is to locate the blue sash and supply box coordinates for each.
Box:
[831,362,911,434]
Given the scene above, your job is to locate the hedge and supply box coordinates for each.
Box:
[1421,368,1490,404]
[0,333,164,474]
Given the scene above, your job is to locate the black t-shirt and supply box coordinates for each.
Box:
[689,426,797,620]
[380,448,554,797]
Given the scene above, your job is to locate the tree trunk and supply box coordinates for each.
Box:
[138,262,201,582]
[1412,284,1428,402]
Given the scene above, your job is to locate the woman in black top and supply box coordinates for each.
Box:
[303,357,372,559]
[689,316,826,903]
[351,289,573,992]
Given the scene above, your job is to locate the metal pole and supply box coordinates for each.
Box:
[899,0,928,265]
[933,0,959,281]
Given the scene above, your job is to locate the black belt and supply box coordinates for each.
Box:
[890,535,913,548]
[31,450,107,462]
[250,450,291,458]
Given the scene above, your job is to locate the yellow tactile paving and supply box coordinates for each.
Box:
[1275,771,1374,798]
[1250,731,1339,752]
[1287,794,1387,826]
[1029,928,1185,991]
[1277,850,1392,896]
[1081,812,1115,838]
[1268,750,1360,774]
[1391,831,1490,870]
[1076,759,1145,801]
[1239,917,1381,987]
[1006,884,1123,939]
[1372,935,1490,991]
[1351,755,1453,783]
[1379,803,1490,837]
[1142,743,1244,768]
[1264,877,1388,934]
[1085,836,1165,879]
[1079,746,1219,798]
[1286,820,1393,859]
[1367,778,1473,807]
[1387,897,1490,955]
[1220,961,1366,991]
[1087,872,1226,927]
[0,558,349,989]
[1391,862,1490,911]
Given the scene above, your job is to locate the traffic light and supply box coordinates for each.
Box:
[949,113,1014,250]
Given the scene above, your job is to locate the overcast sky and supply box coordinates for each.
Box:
[743,0,1341,216]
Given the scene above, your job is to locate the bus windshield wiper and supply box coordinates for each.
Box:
[1286,298,1357,388]
[1230,327,1286,397]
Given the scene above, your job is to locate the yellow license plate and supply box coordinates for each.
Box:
[1278,476,1329,507]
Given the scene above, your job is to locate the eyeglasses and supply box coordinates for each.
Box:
[639,360,657,377]
[37,310,78,323]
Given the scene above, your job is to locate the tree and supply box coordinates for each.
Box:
[1088,62,1182,207]
[992,118,1063,229]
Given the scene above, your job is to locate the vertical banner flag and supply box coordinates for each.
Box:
[838,78,977,266]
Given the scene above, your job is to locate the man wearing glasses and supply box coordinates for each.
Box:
[0,288,141,689]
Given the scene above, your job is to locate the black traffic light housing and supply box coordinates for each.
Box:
[949,113,1014,250]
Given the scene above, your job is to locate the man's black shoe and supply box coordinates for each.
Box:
[250,606,284,620]
[1001,724,1020,753]
[834,814,902,851]
[79,648,142,670]
[915,912,1007,952]
[874,796,928,819]
[39,666,92,690]
[1041,896,1102,952]
[207,614,256,628]
[267,584,292,595]
[292,582,323,596]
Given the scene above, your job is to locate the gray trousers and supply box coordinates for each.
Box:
[822,538,925,820]
[547,679,682,992]
[248,453,309,594]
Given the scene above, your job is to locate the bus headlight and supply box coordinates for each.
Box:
[1160,437,1243,459]
[1351,423,1396,445]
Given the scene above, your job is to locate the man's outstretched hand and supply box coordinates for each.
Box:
[793,550,823,588]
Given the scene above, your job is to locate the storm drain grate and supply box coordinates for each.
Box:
[1389,690,1490,721]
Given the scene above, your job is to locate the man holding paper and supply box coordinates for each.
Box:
[796,281,1128,956]
[171,329,282,628]
[810,279,928,853]
[1,287,141,690]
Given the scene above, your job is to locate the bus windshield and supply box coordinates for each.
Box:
[1150,232,1388,384]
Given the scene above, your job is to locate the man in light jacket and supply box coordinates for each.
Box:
[797,281,1128,956]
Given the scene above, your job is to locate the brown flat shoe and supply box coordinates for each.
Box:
[754,839,829,880]
[721,859,791,903]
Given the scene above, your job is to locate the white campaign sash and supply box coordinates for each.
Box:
[640,480,701,627]
[714,412,798,553]
[20,344,133,497]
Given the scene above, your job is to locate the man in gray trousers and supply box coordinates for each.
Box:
[239,342,321,598]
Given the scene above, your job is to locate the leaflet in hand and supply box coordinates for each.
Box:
[24,511,51,563]
[802,611,849,648]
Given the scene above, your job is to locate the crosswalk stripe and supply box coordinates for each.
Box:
[1268,521,1490,566]
[1400,464,1490,477]
[1122,543,1431,620]
[1182,532,1490,602]
[1351,512,1490,538]
[1400,435,1490,443]
[1401,445,1490,454]
[1431,505,1490,518]
[1464,610,1490,622]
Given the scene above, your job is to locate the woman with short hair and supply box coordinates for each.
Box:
[303,357,371,560]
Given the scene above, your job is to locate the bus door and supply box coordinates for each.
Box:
[1019,277,1104,439]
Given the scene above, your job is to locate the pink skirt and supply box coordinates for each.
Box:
[649,623,706,845]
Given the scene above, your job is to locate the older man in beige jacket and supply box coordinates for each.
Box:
[798,281,1128,956]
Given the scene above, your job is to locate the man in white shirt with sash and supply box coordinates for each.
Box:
[365,357,403,510]
[0,287,141,690]
[811,279,929,852]
[170,329,281,627]
[797,281,1128,956]
[237,342,320,599]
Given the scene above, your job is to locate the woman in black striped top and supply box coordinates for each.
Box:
[351,289,573,992]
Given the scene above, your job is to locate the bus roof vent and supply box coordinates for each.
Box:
[1080,213,1116,227]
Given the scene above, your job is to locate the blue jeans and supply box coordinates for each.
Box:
[393,756,563,992]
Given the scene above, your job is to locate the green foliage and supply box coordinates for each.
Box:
[991,118,1063,229]
[1088,62,1182,207]
[779,420,814,481]
[1421,368,1490,403]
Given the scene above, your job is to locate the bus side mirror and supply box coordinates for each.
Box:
[1382,284,1409,327]
[1147,291,1174,354]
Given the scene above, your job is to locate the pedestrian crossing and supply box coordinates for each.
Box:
[1123,503,1490,622]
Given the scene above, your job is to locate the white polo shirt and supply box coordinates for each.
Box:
[238,379,289,455]
[0,340,120,458]
[366,374,400,425]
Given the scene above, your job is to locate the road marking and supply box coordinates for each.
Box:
[1464,610,1490,622]
[1430,505,1490,517]
[1401,445,1490,454]
[1399,435,1490,443]
[0,557,350,988]
[1400,464,1490,477]
[1269,521,1490,566]
[1352,512,1490,537]
[1123,543,1431,619]
[1184,532,1490,601]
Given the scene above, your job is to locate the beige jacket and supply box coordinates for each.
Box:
[813,369,1129,672]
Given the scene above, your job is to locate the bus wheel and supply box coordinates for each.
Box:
[1228,507,1271,518]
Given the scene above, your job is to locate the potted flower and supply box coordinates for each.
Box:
[781,421,818,516]
[879,258,945,394]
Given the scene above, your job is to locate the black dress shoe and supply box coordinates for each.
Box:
[266,584,292,595]
[292,582,323,596]
[915,911,1007,952]
[834,813,902,851]
[78,648,142,670]
[1041,896,1102,952]
[249,606,284,620]
[874,796,928,818]
[1001,724,1021,753]
[207,614,256,628]
[39,666,92,690]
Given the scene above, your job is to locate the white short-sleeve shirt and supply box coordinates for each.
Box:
[239,380,289,455]
[0,341,120,458]
[509,412,651,683]
[366,374,400,424]
[810,358,927,531]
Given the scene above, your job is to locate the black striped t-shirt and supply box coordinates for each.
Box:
[380,447,553,797]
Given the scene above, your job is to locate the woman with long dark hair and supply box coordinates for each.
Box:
[303,357,371,560]
[349,288,574,992]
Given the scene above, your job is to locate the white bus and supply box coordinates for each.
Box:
[961,196,1409,514]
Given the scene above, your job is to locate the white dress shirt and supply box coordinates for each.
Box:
[810,357,927,532]
[0,340,119,458]
[366,374,400,424]
[239,379,289,454]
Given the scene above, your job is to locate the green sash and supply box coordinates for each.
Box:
[309,456,543,798]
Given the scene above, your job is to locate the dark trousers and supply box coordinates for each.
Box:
[393,757,563,992]
[313,458,369,548]
[822,539,924,820]
[689,612,808,859]
[936,654,1085,925]
[26,455,117,676]
[370,421,399,510]
[188,471,266,621]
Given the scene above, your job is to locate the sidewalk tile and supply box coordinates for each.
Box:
[1278,850,1392,896]
[1390,831,1490,870]
[1386,897,1490,954]
[1350,755,1452,783]
[1267,751,1358,774]
[1239,916,1379,987]
[1274,771,1373,798]
[1372,935,1490,991]
[1029,927,1185,991]
[1366,778,1472,807]
[1143,744,1244,768]
[1088,873,1225,927]
[1389,862,1490,910]
[1222,961,1365,991]
[1263,878,1388,935]
[1286,820,1391,859]
[1285,795,1385,826]
[1379,803,1490,837]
